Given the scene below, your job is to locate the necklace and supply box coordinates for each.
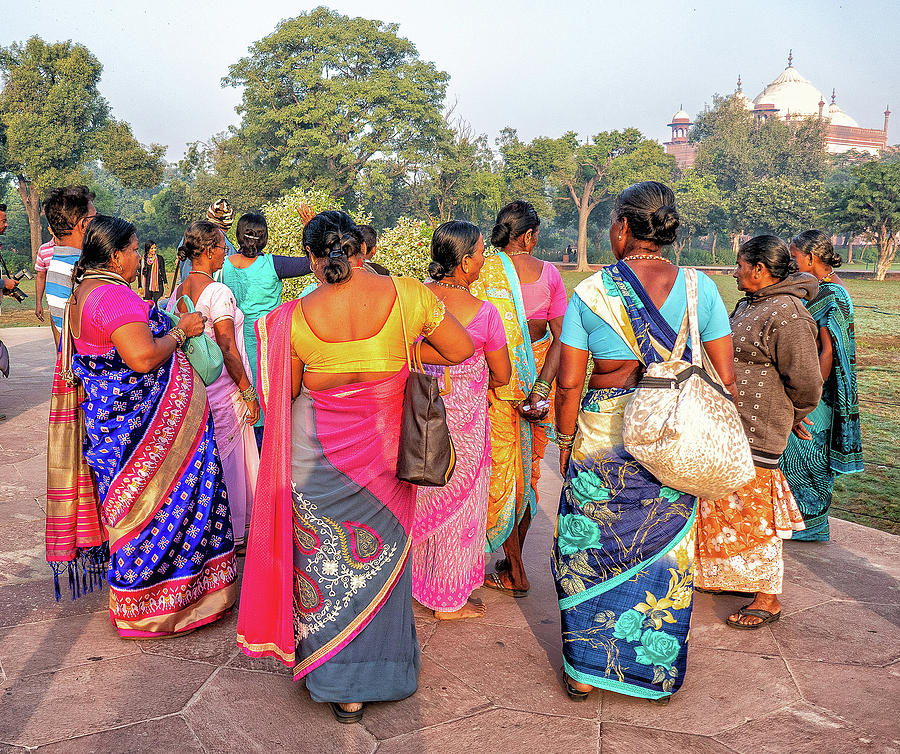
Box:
[435,280,471,292]
[505,250,531,256]
[818,268,834,283]
[189,270,214,280]
[624,254,673,265]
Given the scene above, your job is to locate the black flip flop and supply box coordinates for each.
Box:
[695,587,756,597]
[726,605,782,630]
[330,702,365,724]
[562,668,591,701]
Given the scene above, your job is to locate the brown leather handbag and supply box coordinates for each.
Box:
[393,279,456,487]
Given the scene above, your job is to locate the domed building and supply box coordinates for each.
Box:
[664,53,891,169]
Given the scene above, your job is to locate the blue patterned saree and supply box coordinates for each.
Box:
[780,282,863,540]
[552,262,696,700]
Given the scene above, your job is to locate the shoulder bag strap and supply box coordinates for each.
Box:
[392,277,412,373]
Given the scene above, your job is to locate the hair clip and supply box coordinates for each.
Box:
[328,250,344,258]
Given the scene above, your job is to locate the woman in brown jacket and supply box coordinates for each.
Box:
[695,235,823,629]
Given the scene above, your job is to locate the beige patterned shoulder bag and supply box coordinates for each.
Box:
[622,268,755,499]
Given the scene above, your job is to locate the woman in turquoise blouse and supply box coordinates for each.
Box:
[222,212,311,448]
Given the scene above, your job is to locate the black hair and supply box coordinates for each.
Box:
[0,203,6,212]
[178,220,221,263]
[358,224,377,252]
[144,241,156,253]
[791,229,842,268]
[302,211,363,285]
[236,212,269,257]
[613,181,679,246]
[72,215,136,286]
[428,221,481,281]
[43,186,96,237]
[739,235,798,281]
[490,200,540,248]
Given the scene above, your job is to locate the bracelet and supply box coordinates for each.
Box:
[168,327,187,348]
[530,380,552,399]
[556,430,576,450]
[239,385,259,403]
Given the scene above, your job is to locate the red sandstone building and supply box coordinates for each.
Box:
[664,54,891,170]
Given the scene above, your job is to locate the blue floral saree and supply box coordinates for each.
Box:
[552,262,697,700]
[780,282,863,540]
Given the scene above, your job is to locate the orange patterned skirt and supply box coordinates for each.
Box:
[695,466,805,594]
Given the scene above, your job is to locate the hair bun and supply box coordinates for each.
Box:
[428,260,447,281]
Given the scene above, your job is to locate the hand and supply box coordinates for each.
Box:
[559,447,572,476]
[298,202,315,225]
[518,392,550,422]
[177,312,207,338]
[34,301,44,321]
[2,278,15,293]
[244,398,261,425]
[792,417,814,441]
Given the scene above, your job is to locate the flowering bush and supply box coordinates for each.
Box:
[374,217,433,281]
[261,187,372,301]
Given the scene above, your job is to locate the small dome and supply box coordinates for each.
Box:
[671,109,691,122]
[735,91,754,110]
[752,65,826,118]
[828,102,859,128]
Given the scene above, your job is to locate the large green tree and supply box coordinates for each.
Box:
[517,128,675,271]
[692,94,829,253]
[673,172,724,262]
[828,157,900,280]
[223,6,449,204]
[0,37,165,260]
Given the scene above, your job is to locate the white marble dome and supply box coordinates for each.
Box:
[828,101,860,128]
[671,109,691,122]
[752,65,827,117]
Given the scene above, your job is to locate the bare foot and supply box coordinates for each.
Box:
[564,671,593,694]
[434,600,487,621]
[484,569,530,593]
[728,592,781,627]
[338,702,363,714]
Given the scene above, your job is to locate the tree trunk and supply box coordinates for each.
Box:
[711,232,718,264]
[16,178,43,263]
[847,239,854,264]
[874,228,897,281]
[731,231,742,257]
[576,202,591,272]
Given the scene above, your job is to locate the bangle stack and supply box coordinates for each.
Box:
[168,327,187,348]
[239,385,259,403]
[531,378,553,399]
[556,430,576,450]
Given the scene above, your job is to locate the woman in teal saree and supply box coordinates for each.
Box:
[781,231,863,540]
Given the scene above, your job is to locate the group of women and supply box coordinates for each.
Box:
[45,181,861,721]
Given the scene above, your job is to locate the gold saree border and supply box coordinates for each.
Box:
[236,635,296,665]
[105,367,209,552]
[292,538,412,679]
[112,581,237,635]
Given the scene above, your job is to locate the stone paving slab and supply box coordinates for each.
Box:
[1,325,898,753]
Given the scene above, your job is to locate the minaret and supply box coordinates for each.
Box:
[885,106,891,146]
[818,96,825,119]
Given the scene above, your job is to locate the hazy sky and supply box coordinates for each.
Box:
[5,0,899,162]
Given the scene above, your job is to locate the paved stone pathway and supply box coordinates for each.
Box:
[1,326,898,753]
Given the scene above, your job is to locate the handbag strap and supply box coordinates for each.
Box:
[670,304,691,362]
[392,277,413,373]
[684,268,701,368]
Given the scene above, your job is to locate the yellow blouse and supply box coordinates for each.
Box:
[290,277,446,373]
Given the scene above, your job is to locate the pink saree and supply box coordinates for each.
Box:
[238,301,420,700]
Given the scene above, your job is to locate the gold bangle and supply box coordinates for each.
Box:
[168,327,186,348]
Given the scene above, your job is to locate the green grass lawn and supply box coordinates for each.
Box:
[562,268,900,535]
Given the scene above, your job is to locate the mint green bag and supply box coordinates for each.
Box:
[164,295,224,386]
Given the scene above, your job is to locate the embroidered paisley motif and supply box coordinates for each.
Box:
[294,570,324,614]
[341,521,383,564]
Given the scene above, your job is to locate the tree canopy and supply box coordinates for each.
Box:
[223,6,449,204]
[0,36,164,259]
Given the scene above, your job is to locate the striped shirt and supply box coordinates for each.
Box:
[46,246,81,329]
[35,240,56,273]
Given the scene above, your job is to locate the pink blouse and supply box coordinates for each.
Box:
[520,261,567,321]
[466,301,506,353]
[73,285,151,355]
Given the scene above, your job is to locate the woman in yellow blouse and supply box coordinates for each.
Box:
[237,211,472,724]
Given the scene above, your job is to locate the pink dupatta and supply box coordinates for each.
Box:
[236,300,299,667]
